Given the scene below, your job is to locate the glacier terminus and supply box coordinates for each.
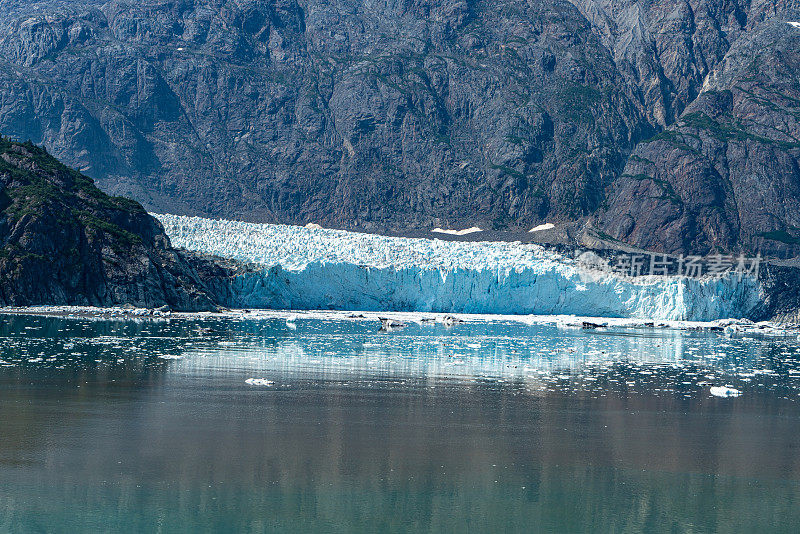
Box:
[155,214,761,322]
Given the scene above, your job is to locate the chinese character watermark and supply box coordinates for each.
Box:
[576,251,760,281]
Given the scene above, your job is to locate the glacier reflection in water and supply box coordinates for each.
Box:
[174,319,799,400]
[1,315,799,398]
[1,314,800,533]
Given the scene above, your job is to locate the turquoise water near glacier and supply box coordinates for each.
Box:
[1,314,800,532]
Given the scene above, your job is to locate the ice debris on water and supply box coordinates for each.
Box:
[379,317,407,331]
[245,378,274,386]
[154,214,762,321]
[1,311,799,402]
[158,354,183,360]
[710,385,742,398]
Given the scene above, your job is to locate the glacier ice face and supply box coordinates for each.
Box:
[154,214,762,321]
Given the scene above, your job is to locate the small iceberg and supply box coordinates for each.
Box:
[441,315,464,327]
[245,378,274,386]
[379,317,407,331]
[710,385,741,398]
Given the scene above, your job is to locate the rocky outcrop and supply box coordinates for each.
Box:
[593,19,800,257]
[0,139,218,310]
[0,1,798,256]
[756,262,800,323]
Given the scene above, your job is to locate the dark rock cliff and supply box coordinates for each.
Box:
[0,139,217,309]
[594,19,800,257]
[0,0,797,256]
[757,262,800,323]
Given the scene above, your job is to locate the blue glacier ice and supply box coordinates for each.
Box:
[154,214,762,321]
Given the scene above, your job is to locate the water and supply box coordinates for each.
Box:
[1,314,800,532]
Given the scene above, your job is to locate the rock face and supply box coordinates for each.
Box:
[0,0,798,255]
[594,19,800,257]
[757,262,800,323]
[0,139,217,309]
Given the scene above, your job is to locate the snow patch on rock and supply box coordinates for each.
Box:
[432,227,483,236]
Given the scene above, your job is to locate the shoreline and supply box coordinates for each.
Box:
[2,305,797,336]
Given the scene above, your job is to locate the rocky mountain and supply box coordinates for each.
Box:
[594,15,800,257]
[0,138,218,309]
[0,0,798,256]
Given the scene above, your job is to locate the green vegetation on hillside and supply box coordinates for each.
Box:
[0,138,146,246]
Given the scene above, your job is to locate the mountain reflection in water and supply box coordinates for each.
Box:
[1,315,799,533]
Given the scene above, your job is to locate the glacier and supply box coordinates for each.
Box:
[153,214,762,321]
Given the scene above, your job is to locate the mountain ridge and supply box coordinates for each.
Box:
[0,0,797,255]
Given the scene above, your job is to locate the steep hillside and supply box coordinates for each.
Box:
[0,0,797,255]
[0,139,217,309]
[593,18,800,256]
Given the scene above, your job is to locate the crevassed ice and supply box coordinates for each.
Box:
[153,214,762,321]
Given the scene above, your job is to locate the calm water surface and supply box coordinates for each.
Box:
[1,314,800,533]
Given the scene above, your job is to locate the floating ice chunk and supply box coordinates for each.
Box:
[379,317,407,331]
[556,317,582,329]
[710,385,741,398]
[158,354,183,360]
[441,315,464,327]
[788,21,800,29]
[529,223,555,232]
[245,378,274,386]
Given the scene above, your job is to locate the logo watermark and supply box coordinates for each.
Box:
[576,251,761,282]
